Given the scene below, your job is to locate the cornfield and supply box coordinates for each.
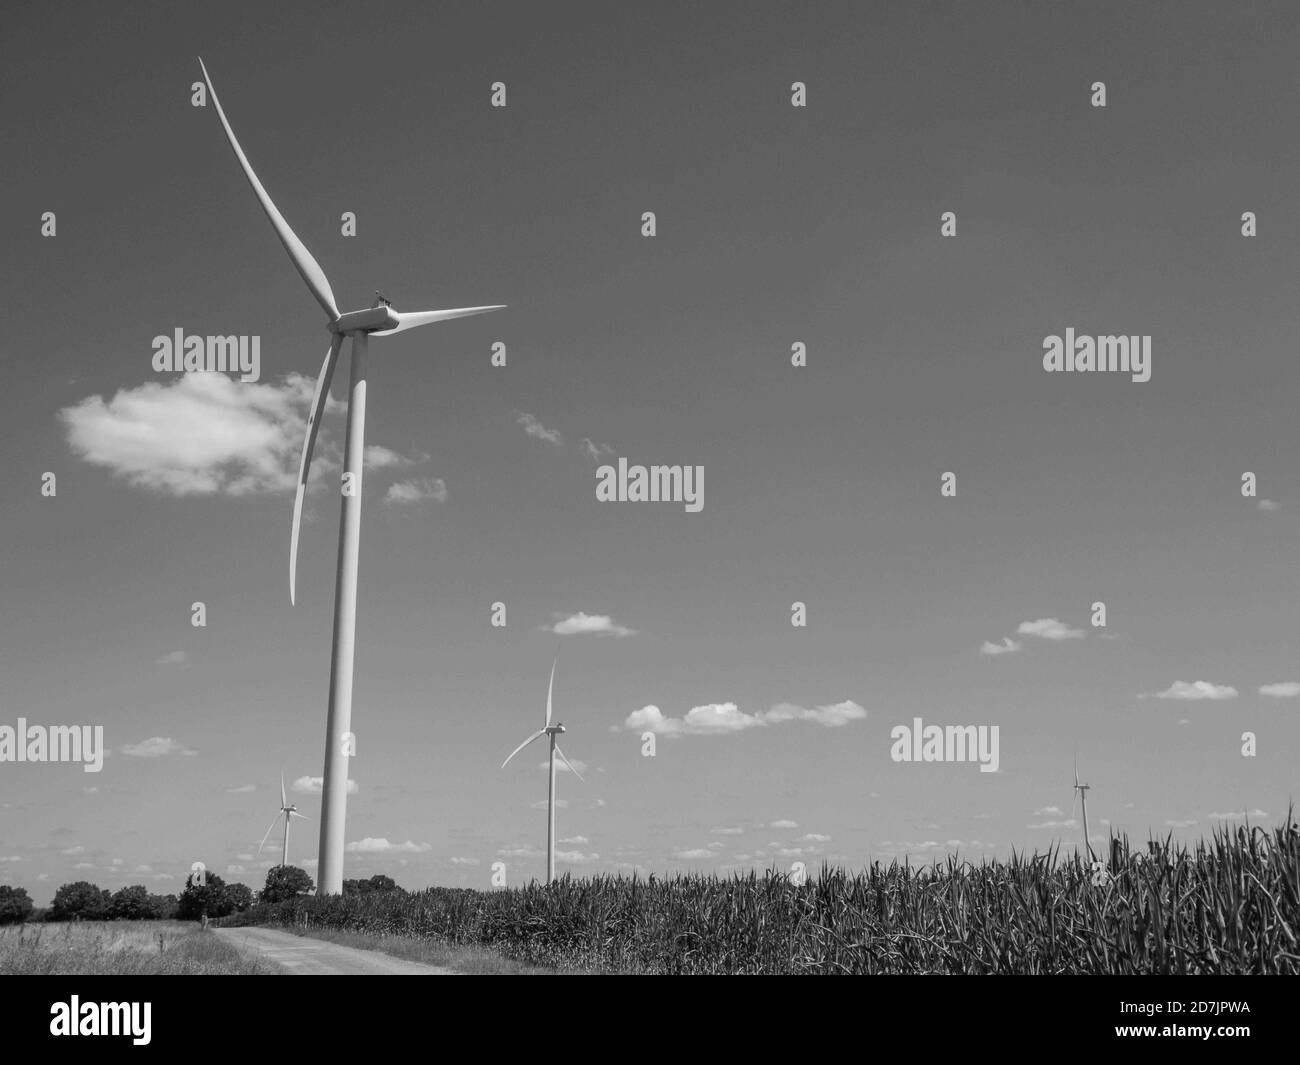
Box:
[222,820,1299,973]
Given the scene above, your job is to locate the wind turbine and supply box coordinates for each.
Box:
[198,60,504,895]
[1070,756,1097,862]
[258,771,310,868]
[502,654,585,884]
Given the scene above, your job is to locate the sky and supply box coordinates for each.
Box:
[1,0,1297,905]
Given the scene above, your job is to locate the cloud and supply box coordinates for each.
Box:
[1258,499,1280,511]
[61,846,85,856]
[542,759,588,775]
[1033,805,1063,816]
[364,445,422,470]
[803,833,831,842]
[344,838,432,854]
[1207,810,1269,820]
[1259,682,1300,698]
[580,437,614,462]
[625,701,865,737]
[225,865,247,875]
[1153,681,1238,701]
[60,372,332,495]
[120,737,196,757]
[293,776,357,795]
[673,848,713,860]
[548,611,635,637]
[530,798,569,810]
[74,862,96,870]
[226,784,256,794]
[555,849,600,863]
[450,856,480,866]
[1027,819,1077,829]
[711,826,745,836]
[1016,618,1085,641]
[383,477,447,506]
[769,820,799,829]
[0,856,23,863]
[980,637,1021,656]
[156,650,189,667]
[559,836,589,845]
[517,412,562,446]
[1165,819,1198,829]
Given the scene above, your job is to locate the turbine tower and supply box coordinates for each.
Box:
[258,771,310,867]
[1071,756,1097,862]
[199,60,504,894]
[502,654,585,884]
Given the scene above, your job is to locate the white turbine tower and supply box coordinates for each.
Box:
[258,771,310,868]
[502,654,585,884]
[1070,756,1097,862]
[199,60,504,895]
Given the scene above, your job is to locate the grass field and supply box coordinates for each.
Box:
[222,820,1300,974]
[0,920,281,975]
[263,924,549,974]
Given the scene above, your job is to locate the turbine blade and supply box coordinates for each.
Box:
[554,745,584,783]
[371,305,506,336]
[256,814,281,855]
[198,58,340,321]
[280,768,287,809]
[501,729,546,769]
[289,810,310,820]
[545,654,557,728]
[289,334,343,604]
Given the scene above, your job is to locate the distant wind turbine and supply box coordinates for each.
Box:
[502,653,585,884]
[198,59,504,894]
[258,771,310,867]
[1070,756,1097,862]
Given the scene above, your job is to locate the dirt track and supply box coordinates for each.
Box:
[216,926,457,975]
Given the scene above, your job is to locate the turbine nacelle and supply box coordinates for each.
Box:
[331,305,402,335]
[546,723,566,735]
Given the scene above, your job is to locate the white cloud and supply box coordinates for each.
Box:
[769,820,799,829]
[450,856,480,866]
[74,862,95,869]
[1154,681,1238,701]
[1016,618,1085,641]
[548,611,635,637]
[235,854,253,863]
[541,758,587,775]
[345,838,431,854]
[61,846,85,855]
[226,784,256,794]
[1259,682,1300,698]
[1257,499,1280,511]
[121,737,196,757]
[60,372,332,496]
[517,412,562,446]
[0,856,23,863]
[580,437,614,461]
[626,700,865,737]
[1207,810,1269,820]
[1034,805,1063,816]
[555,849,600,863]
[364,444,421,470]
[674,848,713,860]
[559,836,588,845]
[383,477,447,506]
[133,865,153,874]
[293,776,357,794]
[711,826,745,836]
[156,650,189,667]
[225,865,247,875]
[803,833,831,842]
[980,637,1021,656]
[1027,818,1078,829]
[1165,819,1198,828]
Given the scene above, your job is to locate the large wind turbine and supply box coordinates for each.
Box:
[502,654,585,884]
[199,60,504,894]
[258,771,310,868]
[1070,756,1097,862]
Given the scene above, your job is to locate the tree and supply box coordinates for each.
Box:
[261,865,314,903]
[0,885,34,925]
[343,873,399,896]
[366,874,397,893]
[109,884,154,920]
[50,881,111,921]
[222,882,253,913]
[177,871,232,920]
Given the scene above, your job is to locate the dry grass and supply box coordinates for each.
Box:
[0,920,281,975]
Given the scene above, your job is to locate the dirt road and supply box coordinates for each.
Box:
[217,926,457,975]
